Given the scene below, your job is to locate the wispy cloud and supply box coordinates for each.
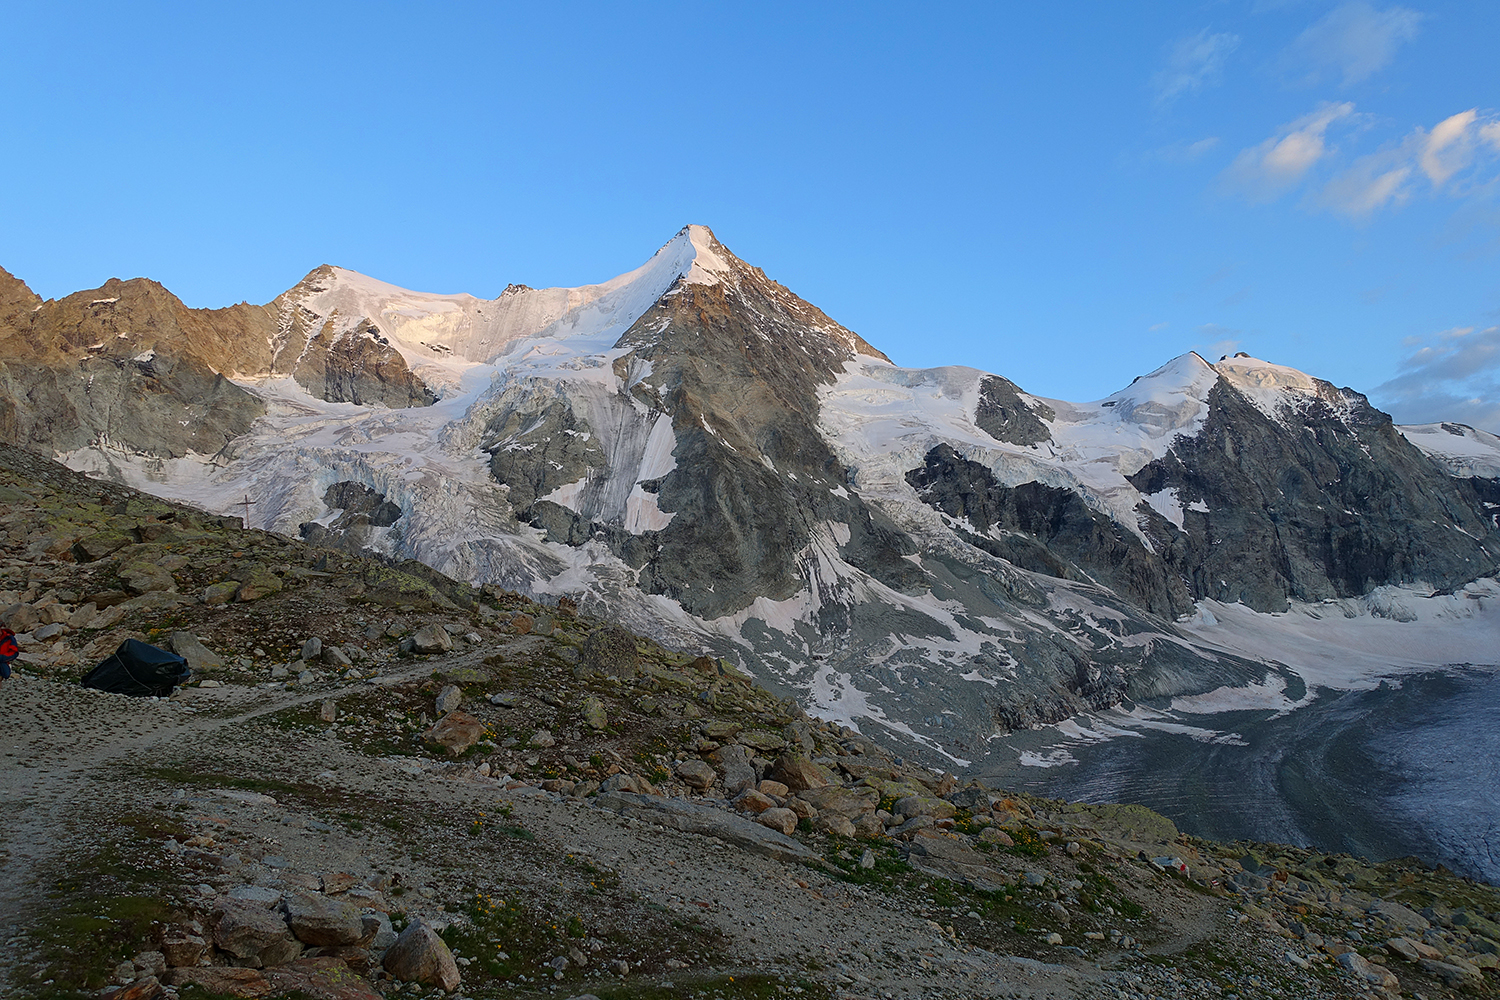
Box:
[1373,325,1500,432]
[1143,137,1222,164]
[1222,102,1356,201]
[1283,2,1422,87]
[1154,30,1240,106]
[1319,109,1500,217]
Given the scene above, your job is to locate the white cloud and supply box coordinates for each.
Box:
[1223,102,1355,201]
[1319,109,1500,217]
[1321,151,1413,216]
[1420,109,1479,187]
[1285,2,1422,87]
[1373,325,1500,432]
[1154,30,1240,106]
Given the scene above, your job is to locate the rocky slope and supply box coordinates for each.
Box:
[2,443,1498,1000]
[3,230,1499,767]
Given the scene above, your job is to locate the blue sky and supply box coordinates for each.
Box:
[2,2,1498,427]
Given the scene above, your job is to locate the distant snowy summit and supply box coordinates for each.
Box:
[2,227,1498,764]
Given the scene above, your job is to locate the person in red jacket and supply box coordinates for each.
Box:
[0,628,17,683]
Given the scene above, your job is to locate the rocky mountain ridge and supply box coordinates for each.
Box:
[3,228,1499,766]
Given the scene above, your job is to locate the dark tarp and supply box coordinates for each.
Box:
[82,639,191,696]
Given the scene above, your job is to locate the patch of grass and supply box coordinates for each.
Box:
[439,890,566,982]
[22,836,183,996]
[1006,826,1049,858]
[141,764,306,799]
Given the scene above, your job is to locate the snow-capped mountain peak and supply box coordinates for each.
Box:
[275,225,733,375]
[1211,352,1361,426]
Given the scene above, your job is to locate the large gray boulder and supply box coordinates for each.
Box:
[168,632,223,675]
[212,899,298,964]
[283,891,363,947]
[412,624,452,654]
[382,919,460,991]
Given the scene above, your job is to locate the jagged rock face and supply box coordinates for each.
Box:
[0,270,268,457]
[1126,380,1500,611]
[269,268,437,408]
[0,261,441,465]
[613,271,920,619]
[975,375,1053,446]
[287,317,437,408]
[906,443,1189,617]
[476,230,917,621]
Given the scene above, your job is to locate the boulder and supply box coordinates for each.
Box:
[756,807,799,836]
[283,891,364,947]
[737,730,788,754]
[979,826,1015,847]
[769,754,836,792]
[159,926,208,967]
[947,785,993,810]
[1420,957,1482,983]
[733,790,776,814]
[674,759,716,789]
[203,581,240,605]
[101,977,164,1000]
[263,957,383,1000]
[813,814,857,837]
[799,785,879,818]
[0,603,39,631]
[301,637,323,660]
[582,625,639,679]
[784,796,816,819]
[894,795,957,820]
[580,695,608,731]
[120,561,175,594]
[1337,951,1400,989]
[595,791,815,861]
[74,531,133,561]
[168,632,223,674]
[382,919,461,991]
[434,684,461,714]
[703,720,741,740]
[412,624,452,653]
[163,967,272,997]
[322,646,352,667]
[236,568,283,601]
[709,744,757,796]
[213,899,297,962]
[1372,899,1430,933]
[425,711,486,754]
